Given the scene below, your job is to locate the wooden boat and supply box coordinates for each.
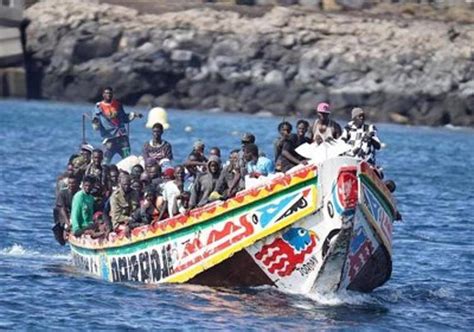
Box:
[69,156,398,293]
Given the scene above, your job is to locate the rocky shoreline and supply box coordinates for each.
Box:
[24,0,474,126]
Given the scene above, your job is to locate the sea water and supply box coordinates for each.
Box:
[0,100,473,330]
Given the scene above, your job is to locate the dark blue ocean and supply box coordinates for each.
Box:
[0,100,473,330]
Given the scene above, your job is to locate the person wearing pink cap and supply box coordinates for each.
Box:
[311,102,342,145]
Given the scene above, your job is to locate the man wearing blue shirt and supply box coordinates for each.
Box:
[244,143,275,178]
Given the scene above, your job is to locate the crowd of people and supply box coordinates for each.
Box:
[53,87,383,244]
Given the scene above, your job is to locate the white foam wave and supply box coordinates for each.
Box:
[0,244,70,261]
[305,290,374,306]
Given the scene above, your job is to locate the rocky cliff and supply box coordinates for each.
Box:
[25,0,474,126]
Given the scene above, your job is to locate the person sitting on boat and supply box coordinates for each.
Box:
[105,164,119,195]
[295,119,312,147]
[129,187,163,229]
[274,121,308,173]
[56,159,77,197]
[53,174,80,244]
[161,166,187,218]
[209,147,221,159]
[70,175,102,237]
[71,143,94,181]
[311,102,342,145]
[143,122,173,166]
[189,156,222,209]
[244,143,275,179]
[144,160,163,192]
[214,149,242,199]
[340,107,381,165]
[85,149,109,191]
[130,164,145,183]
[185,140,208,172]
[92,87,142,164]
[109,172,140,233]
[183,153,202,192]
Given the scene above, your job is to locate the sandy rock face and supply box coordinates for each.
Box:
[25,0,474,126]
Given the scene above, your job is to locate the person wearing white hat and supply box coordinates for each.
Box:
[340,107,381,165]
[311,102,342,145]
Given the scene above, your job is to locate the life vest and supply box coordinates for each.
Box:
[98,100,121,126]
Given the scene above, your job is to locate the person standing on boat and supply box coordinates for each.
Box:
[311,102,342,145]
[341,107,381,165]
[143,123,173,166]
[92,87,142,164]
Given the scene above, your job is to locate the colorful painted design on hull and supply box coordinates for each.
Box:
[69,166,317,250]
[254,227,318,277]
[70,181,318,284]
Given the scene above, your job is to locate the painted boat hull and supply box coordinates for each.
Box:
[69,157,397,293]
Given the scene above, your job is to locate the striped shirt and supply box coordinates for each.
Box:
[341,121,381,164]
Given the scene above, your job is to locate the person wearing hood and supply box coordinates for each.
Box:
[189,156,222,209]
[341,107,381,165]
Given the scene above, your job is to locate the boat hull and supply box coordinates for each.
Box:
[69,157,397,293]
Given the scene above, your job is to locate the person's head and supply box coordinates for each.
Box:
[278,121,292,138]
[241,132,255,149]
[174,165,185,182]
[145,158,158,173]
[296,119,309,137]
[109,164,119,184]
[131,179,143,193]
[82,175,96,195]
[352,107,365,127]
[316,102,331,123]
[143,187,157,206]
[152,123,164,141]
[131,164,144,179]
[148,164,161,180]
[162,167,175,181]
[207,156,221,176]
[209,147,221,158]
[186,153,199,175]
[193,140,205,155]
[119,172,131,193]
[229,149,240,168]
[67,175,80,193]
[80,144,93,163]
[102,87,113,103]
[140,172,151,186]
[66,162,75,176]
[92,149,103,166]
[244,143,259,162]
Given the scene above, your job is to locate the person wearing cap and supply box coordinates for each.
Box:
[161,165,187,217]
[92,87,142,164]
[143,122,173,166]
[311,102,342,145]
[71,143,94,181]
[341,107,381,165]
[85,149,109,193]
[238,132,256,179]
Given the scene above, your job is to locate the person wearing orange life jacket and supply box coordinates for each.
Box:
[92,87,142,164]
